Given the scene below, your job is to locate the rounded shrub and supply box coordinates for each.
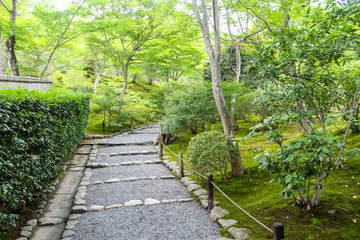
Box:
[187,131,233,182]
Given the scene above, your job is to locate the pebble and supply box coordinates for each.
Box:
[39,217,63,226]
[162,199,178,204]
[227,227,252,240]
[179,198,196,202]
[160,175,175,179]
[105,204,122,210]
[80,181,90,186]
[210,207,230,221]
[62,230,76,238]
[104,178,121,183]
[89,205,105,212]
[69,214,81,220]
[122,177,139,182]
[27,219,37,227]
[194,189,207,196]
[22,225,33,231]
[218,219,237,228]
[328,209,336,214]
[65,220,78,229]
[124,199,143,207]
[144,198,161,205]
[187,184,202,192]
[71,205,88,213]
[120,162,133,166]
[20,231,31,238]
[92,181,103,185]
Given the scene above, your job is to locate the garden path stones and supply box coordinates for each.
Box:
[64,124,221,240]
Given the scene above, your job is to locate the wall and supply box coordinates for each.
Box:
[0,75,52,91]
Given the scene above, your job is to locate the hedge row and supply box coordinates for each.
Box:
[0,88,90,228]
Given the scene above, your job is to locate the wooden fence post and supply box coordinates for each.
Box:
[158,133,163,158]
[179,152,184,178]
[207,172,214,212]
[130,118,134,132]
[273,222,284,240]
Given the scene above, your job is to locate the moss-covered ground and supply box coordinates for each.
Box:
[162,121,360,239]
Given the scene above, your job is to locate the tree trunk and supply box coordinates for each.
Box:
[0,32,7,75]
[94,72,101,94]
[118,66,128,112]
[132,73,137,84]
[193,0,244,176]
[5,35,19,76]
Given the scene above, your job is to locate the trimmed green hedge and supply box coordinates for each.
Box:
[0,88,90,228]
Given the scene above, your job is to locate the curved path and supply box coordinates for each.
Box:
[31,124,223,240]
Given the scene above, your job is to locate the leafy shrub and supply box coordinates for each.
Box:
[163,82,219,134]
[187,131,234,182]
[0,88,90,229]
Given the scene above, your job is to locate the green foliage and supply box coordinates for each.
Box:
[91,86,122,131]
[163,82,219,134]
[248,113,359,207]
[0,88,90,229]
[187,131,235,182]
[244,0,360,208]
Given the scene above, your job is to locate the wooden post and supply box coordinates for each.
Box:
[102,120,105,133]
[146,116,149,126]
[207,172,214,212]
[158,133,163,158]
[130,118,134,132]
[179,152,184,178]
[273,222,284,240]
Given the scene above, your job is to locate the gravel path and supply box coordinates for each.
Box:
[66,124,222,240]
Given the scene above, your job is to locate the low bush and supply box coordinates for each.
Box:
[0,88,90,229]
[187,131,234,182]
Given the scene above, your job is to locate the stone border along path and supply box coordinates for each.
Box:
[24,123,248,240]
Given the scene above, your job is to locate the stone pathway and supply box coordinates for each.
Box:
[30,124,224,240]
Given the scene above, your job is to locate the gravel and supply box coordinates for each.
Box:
[89,164,172,181]
[97,145,156,154]
[85,179,190,206]
[106,133,158,144]
[95,154,159,164]
[71,202,221,240]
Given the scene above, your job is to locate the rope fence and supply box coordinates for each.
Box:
[158,134,285,240]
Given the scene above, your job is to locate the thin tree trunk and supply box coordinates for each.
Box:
[118,66,128,112]
[132,73,137,83]
[94,72,101,94]
[5,36,19,76]
[193,0,244,176]
[0,31,7,75]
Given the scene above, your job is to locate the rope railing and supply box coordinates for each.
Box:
[159,137,285,239]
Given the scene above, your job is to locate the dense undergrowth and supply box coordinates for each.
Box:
[0,88,90,232]
[163,120,360,239]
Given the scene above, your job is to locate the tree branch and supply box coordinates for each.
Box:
[237,0,273,32]
[40,0,86,78]
[18,0,32,15]
[0,0,11,12]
